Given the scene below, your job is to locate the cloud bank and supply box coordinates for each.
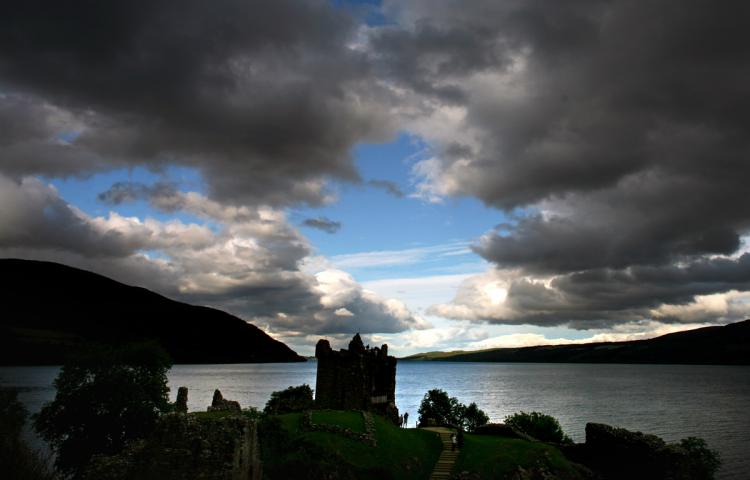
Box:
[0,0,395,206]
[373,0,750,328]
[2,0,750,338]
[0,174,425,337]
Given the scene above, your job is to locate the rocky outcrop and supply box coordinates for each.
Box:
[85,413,261,480]
[208,389,241,413]
[562,423,718,480]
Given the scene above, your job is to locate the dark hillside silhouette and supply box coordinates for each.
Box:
[0,259,304,364]
[406,320,750,365]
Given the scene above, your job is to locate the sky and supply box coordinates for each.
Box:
[2,0,750,355]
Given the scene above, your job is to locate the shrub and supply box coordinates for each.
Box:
[0,387,28,441]
[504,411,572,444]
[34,342,172,477]
[678,436,721,480]
[264,384,314,415]
[0,387,60,480]
[242,406,264,420]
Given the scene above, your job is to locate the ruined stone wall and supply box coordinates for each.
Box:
[84,413,261,480]
[315,334,399,423]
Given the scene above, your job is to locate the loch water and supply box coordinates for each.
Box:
[3,362,749,479]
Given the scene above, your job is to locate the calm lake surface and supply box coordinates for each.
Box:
[2,362,749,479]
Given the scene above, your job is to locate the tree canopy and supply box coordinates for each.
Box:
[417,389,489,432]
[504,411,573,444]
[34,342,172,477]
[264,384,314,415]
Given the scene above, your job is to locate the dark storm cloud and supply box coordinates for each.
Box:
[302,217,342,234]
[0,176,138,257]
[377,0,750,266]
[0,94,114,177]
[98,181,178,206]
[474,169,746,275]
[406,0,746,198]
[555,255,750,313]
[175,273,323,324]
[381,0,750,326]
[432,254,750,328]
[5,0,750,331]
[512,254,750,327]
[367,179,404,197]
[0,0,395,206]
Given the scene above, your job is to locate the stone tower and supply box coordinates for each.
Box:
[314,333,399,423]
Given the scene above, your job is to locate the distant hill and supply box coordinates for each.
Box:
[404,320,750,365]
[0,259,305,364]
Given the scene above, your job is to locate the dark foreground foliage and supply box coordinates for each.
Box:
[33,342,172,477]
[565,423,721,480]
[259,416,390,480]
[264,384,314,415]
[259,412,441,480]
[505,411,573,444]
[83,412,259,480]
[0,388,59,480]
[678,437,721,480]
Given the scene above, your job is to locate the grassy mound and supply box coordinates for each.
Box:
[262,411,442,480]
[311,410,365,433]
[455,434,585,479]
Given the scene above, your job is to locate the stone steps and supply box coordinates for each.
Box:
[424,428,459,480]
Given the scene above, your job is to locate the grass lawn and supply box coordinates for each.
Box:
[312,409,365,433]
[267,411,442,480]
[455,434,582,479]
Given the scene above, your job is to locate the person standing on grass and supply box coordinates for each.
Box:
[403,411,409,427]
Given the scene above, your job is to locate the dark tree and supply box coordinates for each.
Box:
[34,342,172,477]
[678,437,721,480]
[0,387,28,442]
[264,384,314,415]
[417,390,489,431]
[417,389,463,427]
[461,402,489,433]
[1,387,59,480]
[504,411,572,444]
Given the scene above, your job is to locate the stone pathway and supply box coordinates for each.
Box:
[422,427,459,480]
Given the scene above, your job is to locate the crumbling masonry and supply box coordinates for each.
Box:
[315,333,399,424]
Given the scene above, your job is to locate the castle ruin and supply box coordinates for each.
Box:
[315,333,399,423]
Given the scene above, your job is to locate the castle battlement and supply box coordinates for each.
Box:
[315,334,399,423]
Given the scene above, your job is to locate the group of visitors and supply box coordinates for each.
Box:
[398,411,409,428]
